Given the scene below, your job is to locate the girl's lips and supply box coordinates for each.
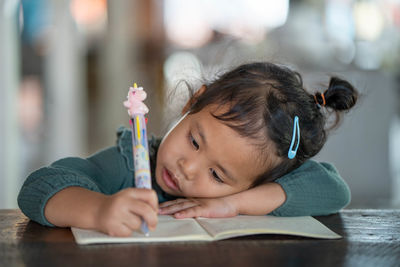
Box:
[162,167,180,192]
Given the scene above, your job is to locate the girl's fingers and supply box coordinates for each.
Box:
[121,213,142,233]
[174,205,208,219]
[127,199,158,230]
[108,222,136,237]
[159,198,187,208]
[159,200,198,215]
[125,188,159,212]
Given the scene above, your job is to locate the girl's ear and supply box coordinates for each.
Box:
[181,85,207,115]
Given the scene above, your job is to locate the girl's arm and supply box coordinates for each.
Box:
[18,146,129,226]
[18,132,159,236]
[267,160,351,216]
[226,182,286,215]
[43,186,158,236]
[160,183,285,218]
[159,160,351,217]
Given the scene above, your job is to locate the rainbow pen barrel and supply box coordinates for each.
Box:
[129,83,152,236]
[131,114,151,190]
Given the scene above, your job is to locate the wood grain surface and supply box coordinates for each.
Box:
[1,209,399,267]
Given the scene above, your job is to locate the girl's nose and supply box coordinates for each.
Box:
[177,158,197,181]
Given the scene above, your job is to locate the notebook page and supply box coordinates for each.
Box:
[196,215,341,240]
[72,215,212,245]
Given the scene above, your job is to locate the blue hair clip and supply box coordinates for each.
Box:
[288,116,300,159]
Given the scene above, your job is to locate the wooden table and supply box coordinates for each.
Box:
[1,209,399,267]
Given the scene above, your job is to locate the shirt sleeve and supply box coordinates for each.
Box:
[269,160,351,216]
[17,128,134,227]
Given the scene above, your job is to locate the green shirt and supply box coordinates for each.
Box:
[18,127,351,226]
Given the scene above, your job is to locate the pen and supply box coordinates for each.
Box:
[127,83,152,236]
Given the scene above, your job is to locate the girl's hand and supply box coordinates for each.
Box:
[95,188,158,237]
[158,196,238,219]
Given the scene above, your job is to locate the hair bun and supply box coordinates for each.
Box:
[324,77,358,111]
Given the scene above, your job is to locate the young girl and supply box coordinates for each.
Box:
[18,62,358,237]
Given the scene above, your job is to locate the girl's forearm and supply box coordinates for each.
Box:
[44,186,106,228]
[227,183,286,215]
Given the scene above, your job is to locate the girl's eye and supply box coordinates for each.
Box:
[189,133,199,150]
[210,168,223,183]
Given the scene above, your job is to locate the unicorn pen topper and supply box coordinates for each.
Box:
[123,83,151,236]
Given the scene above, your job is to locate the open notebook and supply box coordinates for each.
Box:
[71,215,341,245]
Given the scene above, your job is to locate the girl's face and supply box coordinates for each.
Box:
[155,105,267,198]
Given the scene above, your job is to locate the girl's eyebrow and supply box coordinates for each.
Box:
[195,121,237,183]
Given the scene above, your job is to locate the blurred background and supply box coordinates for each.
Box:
[1,0,399,209]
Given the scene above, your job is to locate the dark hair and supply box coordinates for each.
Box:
[187,62,358,187]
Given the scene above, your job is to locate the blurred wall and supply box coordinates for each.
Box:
[1,0,399,209]
[311,71,397,208]
[0,0,20,208]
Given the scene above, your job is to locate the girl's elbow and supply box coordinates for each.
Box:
[327,184,351,215]
[17,191,32,222]
[338,184,351,210]
[17,186,33,219]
